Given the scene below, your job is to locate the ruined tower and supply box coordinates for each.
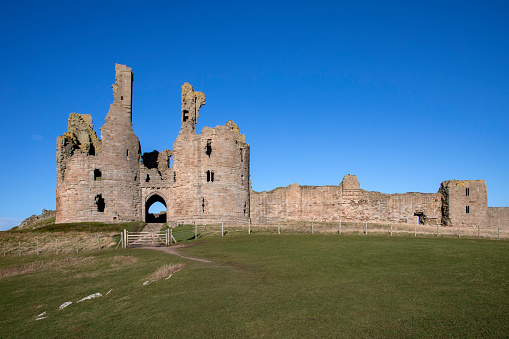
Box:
[170,84,250,224]
[56,64,142,223]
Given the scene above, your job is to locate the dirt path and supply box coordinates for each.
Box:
[140,244,211,263]
[143,223,163,232]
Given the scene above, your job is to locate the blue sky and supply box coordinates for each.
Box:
[0,0,507,230]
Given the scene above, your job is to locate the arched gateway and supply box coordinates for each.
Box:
[145,194,167,223]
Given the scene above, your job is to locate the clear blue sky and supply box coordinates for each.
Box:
[0,0,507,230]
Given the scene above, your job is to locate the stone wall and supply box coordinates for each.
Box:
[488,207,509,230]
[18,209,56,229]
[250,175,441,225]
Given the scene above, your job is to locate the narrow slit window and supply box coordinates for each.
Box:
[211,171,214,182]
[466,188,469,196]
[240,148,244,162]
[174,172,176,182]
[206,139,212,157]
[202,198,205,213]
[94,169,102,181]
[466,206,470,214]
[206,170,211,182]
[126,150,129,160]
[244,202,247,215]
[183,110,189,122]
[146,174,150,182]
[121,96,123,100]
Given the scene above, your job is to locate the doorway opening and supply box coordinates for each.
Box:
[145,194,167,223]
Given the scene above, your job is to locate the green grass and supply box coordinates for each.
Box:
[1,235,508,337]
[22,221,145,233]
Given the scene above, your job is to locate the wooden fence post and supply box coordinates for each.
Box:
[248,219,251,234]
[170,228,173,245]
[311,220,314,234]
[194,222,197,239]
[98,235,101,250]
[414,223,417,237]
[222,222,224,237]
[76,237,79,254]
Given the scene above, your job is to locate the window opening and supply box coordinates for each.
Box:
[202,198,205,213]
[89,144,95,156]
[206,139,212,157]
[241,174,244,185]
[146,174,150,182]
[466,206,470,214]
[240,148,244,162]
[121,96,123,100]
[173,172,176,182]
[211,171,214,182]
[134,174,137,182]
[244,202,247,215]
[183,110,189,122]
[126,150,129,160]
[94,169,102,181]
[95,194,105,212]
[466,188,470,196]
[206,170,211,182]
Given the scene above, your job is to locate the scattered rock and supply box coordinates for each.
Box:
[59,302,72,310]
[77,293,102,303]
[143,280,150,285]
[35,311,47,320]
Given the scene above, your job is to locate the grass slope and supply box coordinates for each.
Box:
[1,235,508,337]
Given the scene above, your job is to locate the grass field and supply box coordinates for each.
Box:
[1,234,508,337]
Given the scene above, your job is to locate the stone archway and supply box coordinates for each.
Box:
[145,194,167,223]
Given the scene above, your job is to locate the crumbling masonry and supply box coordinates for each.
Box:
[56,64,508,229]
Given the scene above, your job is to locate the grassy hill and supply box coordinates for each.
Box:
[1,234,508,337]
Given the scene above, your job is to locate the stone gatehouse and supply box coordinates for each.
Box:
[56,64,250,225]
[56,64,508,229]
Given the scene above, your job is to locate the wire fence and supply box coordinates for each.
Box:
[172,220,509,242]
[2,233,119,258]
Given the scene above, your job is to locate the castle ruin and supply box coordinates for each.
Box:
[56,64,250,225]
[56,64,508,230]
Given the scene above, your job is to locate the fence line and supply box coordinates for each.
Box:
[2,234,114,258]
[171,220,508,243]
[2,221,507,258]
